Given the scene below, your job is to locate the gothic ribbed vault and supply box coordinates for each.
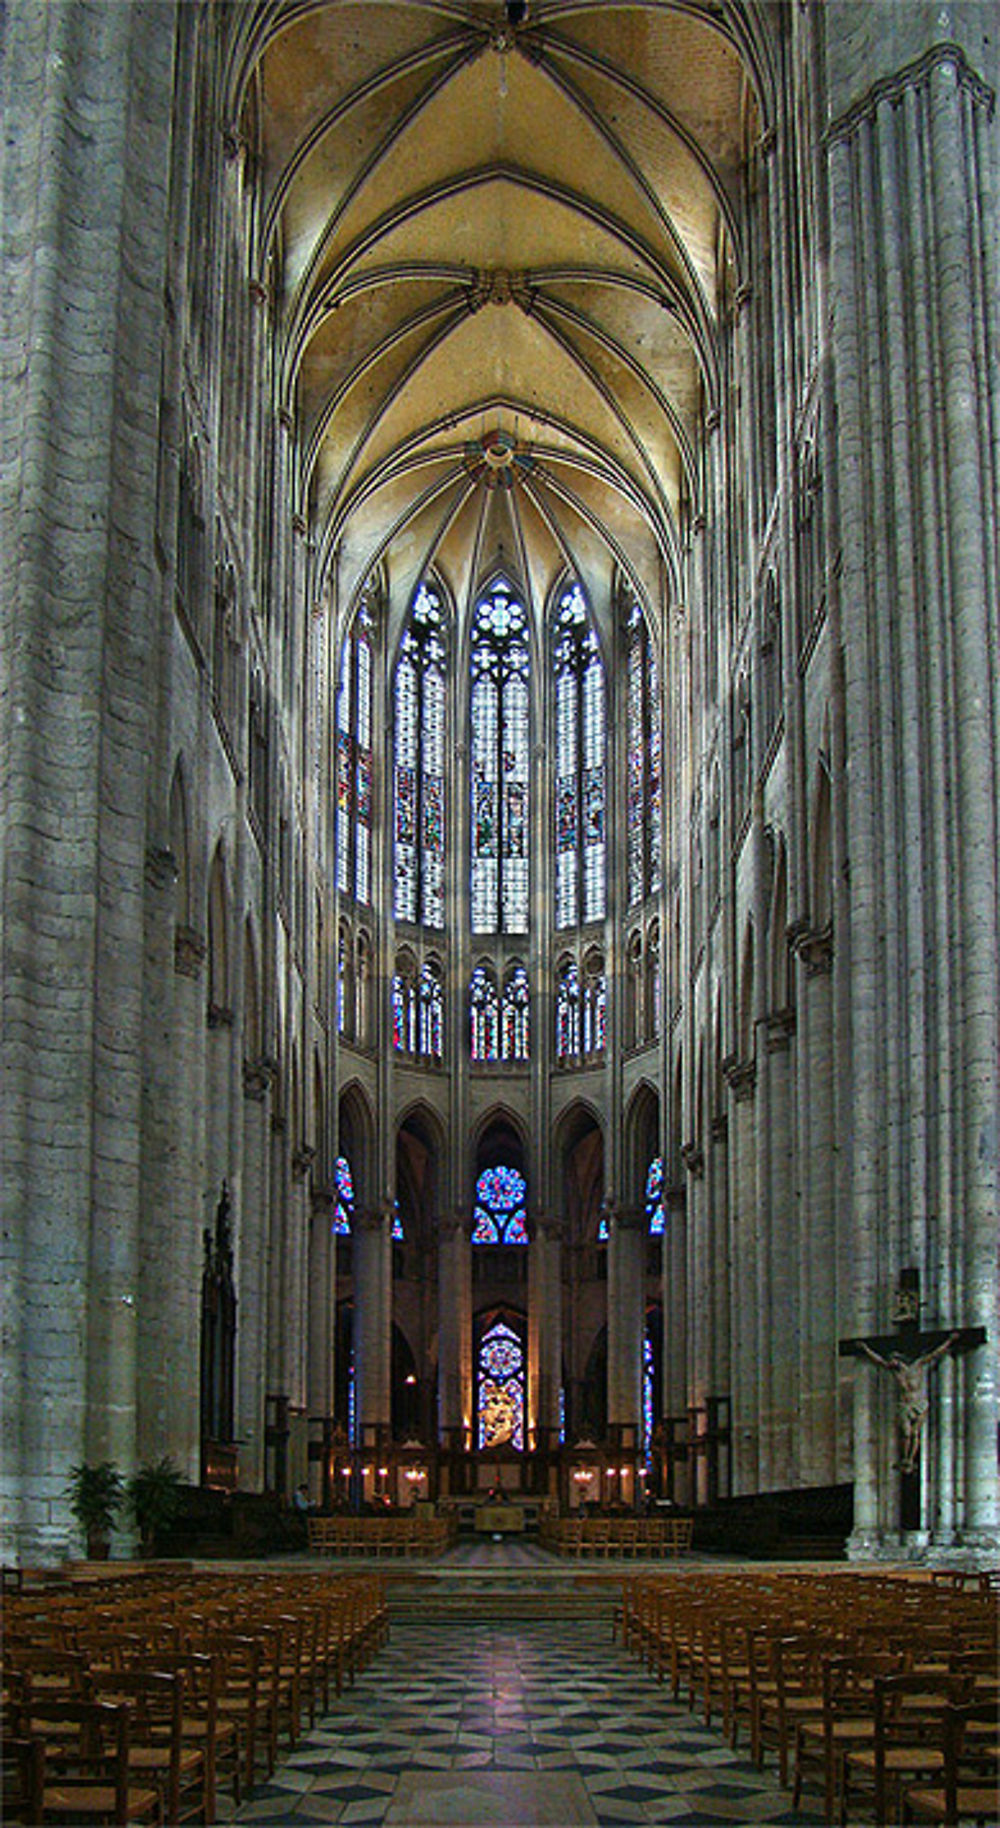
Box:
[231,1,762,621]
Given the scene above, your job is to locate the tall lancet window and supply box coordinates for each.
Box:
[626,599,662,907]
[394,582,447,927]
[470,579,530,933]
[336,596,375,904]
[553,582,606,927]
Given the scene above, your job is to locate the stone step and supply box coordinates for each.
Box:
[385,1571,618,1623]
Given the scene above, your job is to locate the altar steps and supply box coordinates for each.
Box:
[385,1570,617,1624]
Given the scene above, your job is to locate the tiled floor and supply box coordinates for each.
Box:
[233,1615,828,1827]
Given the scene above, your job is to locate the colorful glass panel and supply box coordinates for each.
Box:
[393,583,447,928]
[477,1319,524,1450]
[553,582,605,928]
[333,1156,354,1236]
[644,1334,655,1462]
[646,1156,665,1235]
[470,582,529,933]
[472,1165,528,1245]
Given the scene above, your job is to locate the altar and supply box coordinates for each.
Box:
[474,1502,526,1534]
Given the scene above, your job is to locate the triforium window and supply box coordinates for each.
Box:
[394,581,447,928]
[470,579,530,933]
[553,581,606,927]
[626,598,662,906]
[336,594,375,904]
[477,1317,525,1450]
[392,956,443,1060]
[471,1165,529,1244]
[556,955,606,1062]
[470,965,500,1062]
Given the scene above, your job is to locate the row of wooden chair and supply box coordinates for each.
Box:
[540,1514,694,1557]
[306,1513,454,1556]
[617,1567,998,1825]
[3,1568,389,1825]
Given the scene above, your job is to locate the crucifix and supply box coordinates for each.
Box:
[839,1267,986,1531]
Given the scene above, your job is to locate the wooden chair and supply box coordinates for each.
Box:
[89,1669,203,1825]
[10,1697,161,1825]
[123,1647,239,1822]
[792,1650,907,1822]
[842,1671,974,1827]
[903,1698,1000,1825]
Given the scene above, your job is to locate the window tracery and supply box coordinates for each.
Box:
[477,1317,525,1450]
[626,599,662,906]
[333,1155,354,1235]
[470,580,530,933]
[336,594,375,904]
[553,581,606,928]
[394,582,447,928]
[471,1166,529,1245]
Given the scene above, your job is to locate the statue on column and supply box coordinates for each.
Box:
[857,1332,959,1472]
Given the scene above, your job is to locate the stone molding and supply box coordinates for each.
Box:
[826,42,995,149]
[764,1006,796,1051]
[790,918,834,977]
[243,1056,276,1101]
[207,1002,234,1030]
[174,925,206,979]
[291,1143,316,1181]
[145,845,178,890]
[681,1140,705,1178]
[722,1052,757,1102]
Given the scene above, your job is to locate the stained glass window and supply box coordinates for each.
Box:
[556,960,580,1059]
[626,598,662,907]
[333,1156,354,1236]
[394,583,447,927]
[419,960,443,1059]
[477,1318,525,1450]
[470,580,530,933]
[471,1165,529,1244]
[501,964,530,1062]
[391,1201,404,1242]
[644,1333,655,1462]
[553,583,606,928]
[645,1156,665,1235]
[470,965,500,1062]
[336,594,375,903]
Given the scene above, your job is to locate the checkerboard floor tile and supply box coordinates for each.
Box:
[230,1619,829,1826]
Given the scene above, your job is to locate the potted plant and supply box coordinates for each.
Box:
[66,1460,123,1560]
[126,1456,184,1556]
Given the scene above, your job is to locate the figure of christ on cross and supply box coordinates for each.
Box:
[840,1268,987,1530]
[855,1333,960,1473]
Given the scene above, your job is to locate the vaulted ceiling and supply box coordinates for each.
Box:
[235,2,761,626]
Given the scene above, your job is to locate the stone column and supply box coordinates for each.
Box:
[239,1059,274,1488]
[0,0,175,1562]
[606,1204,644,1433]
[353,1206,392,1441]
[826,22,1000,1554]
[528,1218,563,1446]
[167,927,209,1484]
[763,1012,795,1488]
[307,1188,335,1422]
[438,1213,472,1446]
[726,1062,759,1493]
[792,929,839,1486]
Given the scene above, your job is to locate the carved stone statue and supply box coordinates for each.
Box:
[857,1332,959,1472]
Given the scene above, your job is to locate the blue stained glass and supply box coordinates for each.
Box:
[472,1165,528,1244]
[478,1319,524,1450]
[333,1155,354,1235]
[391,1202,404,1242]
[597,1213,609,1242]
[644,1334,655,1461]
[646,1156,665,1235]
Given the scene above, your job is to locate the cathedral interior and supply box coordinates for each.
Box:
[1,0,997,1571]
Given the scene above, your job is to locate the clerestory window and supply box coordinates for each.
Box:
[470,579,530,933]
[553,581,606,928]
[394,581,447,928]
